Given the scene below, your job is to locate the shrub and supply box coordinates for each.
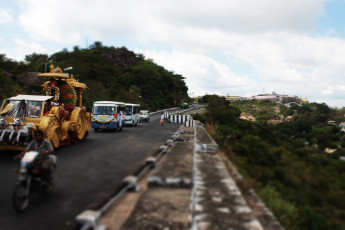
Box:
[192,113,206,123]
[259,185,299,230]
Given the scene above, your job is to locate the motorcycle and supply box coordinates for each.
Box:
[12,151,57,213]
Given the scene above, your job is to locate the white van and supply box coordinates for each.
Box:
[125,103,140,126]
[139,110,150,122]
[91,101,126,132]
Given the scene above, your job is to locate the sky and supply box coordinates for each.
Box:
[1,0,345,107]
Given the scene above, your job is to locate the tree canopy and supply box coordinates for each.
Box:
[200,96,345,230]
[0,42,190,111]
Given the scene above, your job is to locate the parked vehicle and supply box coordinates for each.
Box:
[125,103,140,126]
[181,102,188,109]
[91,101,126,132]
[12,151,57,213]
[139,110,150,122]
[0,65,91,150]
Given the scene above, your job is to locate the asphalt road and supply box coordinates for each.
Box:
[0,112,181,230]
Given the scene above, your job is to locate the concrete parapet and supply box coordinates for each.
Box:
[192,152,263,230]
[195,125,214,144]
[221,156,284,230]
[174,134,194,142]
[109,135,194,229]
[148,142,194,188]
[172,126,194,142]
[195,125,218,154]
[182,126,194,134]
[121,188,192,230]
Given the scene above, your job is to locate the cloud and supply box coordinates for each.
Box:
[158,0,328,34]
[17,0,162,43]
[11,0,345,106]
[0,9,14,24]
[17,0,328,43]
[139,49,259,96]
[12,39,48,60]
[140,30,345,106]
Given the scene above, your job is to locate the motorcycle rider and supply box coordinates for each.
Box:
[14,130,55,184]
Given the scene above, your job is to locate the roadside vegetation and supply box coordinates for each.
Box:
[196,95,345,230]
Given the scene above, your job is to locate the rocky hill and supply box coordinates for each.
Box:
[0,44,190,111]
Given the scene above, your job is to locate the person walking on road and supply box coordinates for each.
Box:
[160,113,164,126]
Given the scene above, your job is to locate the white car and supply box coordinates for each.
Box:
[139,110,150,122]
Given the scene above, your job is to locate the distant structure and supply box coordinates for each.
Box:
[225,94,243,101]
[339,122,345,132]
[252,93,280,102]
[224,91,308,105]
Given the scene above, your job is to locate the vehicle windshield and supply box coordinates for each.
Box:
[27,101,43,118]
[140,111,148,115]
[92,105,116,115]
[125,106,132,115]
[0,100,43,118]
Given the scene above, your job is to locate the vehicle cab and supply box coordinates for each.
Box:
[125,103,140,126]
[139,110,149,122]
[91,101,125,132]
[0,95,53,150]
[0,64,91,150]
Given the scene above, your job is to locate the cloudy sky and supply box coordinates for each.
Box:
[1,0,345,107]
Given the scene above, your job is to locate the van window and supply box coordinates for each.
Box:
[125,106,132,115]
[92,106,116,115]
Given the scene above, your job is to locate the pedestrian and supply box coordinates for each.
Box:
[119,110,125,127]
[160,113,164,126]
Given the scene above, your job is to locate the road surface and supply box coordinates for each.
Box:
[0,112,181,230]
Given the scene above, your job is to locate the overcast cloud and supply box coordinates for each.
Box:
[2,0,345,107]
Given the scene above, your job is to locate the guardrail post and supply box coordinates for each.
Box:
[166,139,174,146]
[75,210,105,230]
[145,157,156,169]
[159,145,168,154]
[123,175,140,192]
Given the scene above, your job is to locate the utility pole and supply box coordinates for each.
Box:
[44,57,48,73]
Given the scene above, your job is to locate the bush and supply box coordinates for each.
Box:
[293,148,310,159]
[292,138,306,148]
[192,113,206,123]
[234,135,279,166]
[205,99,345,229]
[259,185,299,230]
[297,206,330,230]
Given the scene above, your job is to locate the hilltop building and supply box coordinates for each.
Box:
[225,94,243,101]
[224,91,307,105]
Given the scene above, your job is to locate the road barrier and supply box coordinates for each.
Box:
[169,114,191,123]
[185,119,195,127]
[75,128,177,230]
[164,112,194,126]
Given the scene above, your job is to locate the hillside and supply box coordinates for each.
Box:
[0,42,190,111]
[196,95,345,230]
